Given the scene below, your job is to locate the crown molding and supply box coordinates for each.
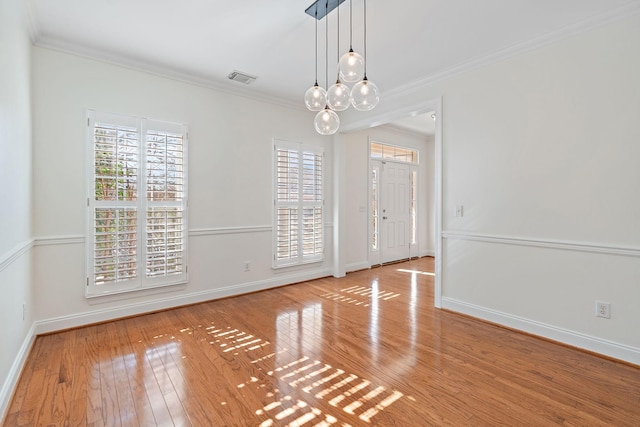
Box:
[382,2,640,101]
[31,37,304,112]
[22,0,40,42]
[26,2,640,115]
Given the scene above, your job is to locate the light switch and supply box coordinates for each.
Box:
[454,205,464,217]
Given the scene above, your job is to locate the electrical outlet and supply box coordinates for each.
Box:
[244,261,251,272]
[596,301,611,319]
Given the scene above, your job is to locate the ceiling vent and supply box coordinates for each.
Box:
[227,70,257,85]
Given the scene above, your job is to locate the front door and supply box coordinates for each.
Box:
[375,160,415,264]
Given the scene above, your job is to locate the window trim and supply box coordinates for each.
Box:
[272,139,324,268]
[85,110,188,298]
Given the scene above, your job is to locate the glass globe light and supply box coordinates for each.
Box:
[351,77,379,111]
[304,83,326,111]
[314,106,340,135]
[339,49,365,83]
[326,80,351,112]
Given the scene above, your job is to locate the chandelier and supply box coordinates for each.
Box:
[304,0,379,135]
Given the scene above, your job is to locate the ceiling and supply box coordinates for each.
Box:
[388,113,436,137]
[26,0,639,117]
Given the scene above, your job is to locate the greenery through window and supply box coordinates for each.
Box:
[87,111,187,296]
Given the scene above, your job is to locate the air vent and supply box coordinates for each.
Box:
[227,70,257,85]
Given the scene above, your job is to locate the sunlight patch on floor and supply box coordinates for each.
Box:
[254,357,405,425]
[319,285,401,307]
[397,268,434,276]
[182,317,407,425]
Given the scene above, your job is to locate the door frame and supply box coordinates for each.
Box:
[338,97,442,308]
[369,152,420,266]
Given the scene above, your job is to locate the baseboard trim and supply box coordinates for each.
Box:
[0,323,36,423]
[346,261,370,273]
[346,256,434,273]
[441,297,640,366]
[34,268,332,335]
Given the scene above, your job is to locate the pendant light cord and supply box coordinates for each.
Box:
[349,0,354,50]
[336,1,340,80]
[325,0,329,91]
[314,9,319,85]
[363,0,367,76]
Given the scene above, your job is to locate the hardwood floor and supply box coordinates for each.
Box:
[4,257,640,426]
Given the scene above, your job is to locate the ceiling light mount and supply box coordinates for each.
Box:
[304,0,379,135]
[305,0,346,20]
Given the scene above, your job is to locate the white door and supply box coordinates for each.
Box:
[377,161,414,264]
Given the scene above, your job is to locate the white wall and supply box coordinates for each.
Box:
[440,15,640,361]
[344,126,434,271]
[2,12,638,422]
[0,0,34,417]
[342,14,640,362]
[31,47,334,331]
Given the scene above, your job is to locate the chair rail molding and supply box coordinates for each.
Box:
[442,230,640,257]
[0,240,33,273]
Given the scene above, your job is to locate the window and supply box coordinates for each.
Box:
[86,110,188,297]
[273,141,324,267]
[370,142,418,164]
[410,170,417,245]
[371,167,379,251]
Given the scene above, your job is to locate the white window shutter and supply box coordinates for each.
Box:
[273,141,323,267]
[86,111,188,297]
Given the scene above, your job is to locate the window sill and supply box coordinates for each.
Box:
[85,280,188,305]
[272,258,324,270]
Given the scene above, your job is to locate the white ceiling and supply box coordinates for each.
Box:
[26,0,640,115]
[388,113,436,137]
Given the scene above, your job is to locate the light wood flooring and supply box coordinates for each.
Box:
[3,257,640,426]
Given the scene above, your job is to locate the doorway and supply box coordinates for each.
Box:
[336,98,442,308]
[370,142,419,265]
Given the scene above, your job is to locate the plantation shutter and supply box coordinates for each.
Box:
[87,111,188,297]
[90,114,140,291]
[276,148,299,262]
[301,151,323,259]
[144,123,187,286]
[274,141,323,267]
